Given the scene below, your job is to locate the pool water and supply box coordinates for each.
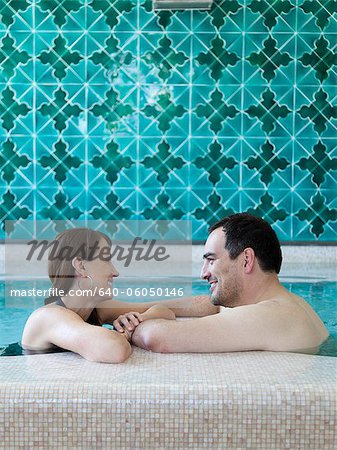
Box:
[1,280,336,356]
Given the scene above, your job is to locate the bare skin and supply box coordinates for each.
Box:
[130,228,329,355]
[21,238,216,363]
[21,301,176,363]
[21,237,176,363]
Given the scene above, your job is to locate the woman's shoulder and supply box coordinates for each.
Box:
[21,306,52,349]
[23,304,77,333]
[22,304,79,349]
[23,305,55,333]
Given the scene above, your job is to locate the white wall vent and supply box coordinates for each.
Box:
[153,0,213,10]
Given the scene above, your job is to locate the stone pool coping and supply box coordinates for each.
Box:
[1,349,336,449]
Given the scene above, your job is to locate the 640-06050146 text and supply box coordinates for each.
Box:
[9,287,185,298]
[98,287,185,297]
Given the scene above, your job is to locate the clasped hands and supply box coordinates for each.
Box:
[113,312,143,341]
[112,304,176,342]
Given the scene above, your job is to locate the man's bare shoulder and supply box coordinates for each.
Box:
[223,292,328,349]
[219,297,288,315]
[221,293,325,327]
[254,291,324,325]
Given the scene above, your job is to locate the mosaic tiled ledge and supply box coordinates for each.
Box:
[1,349,336,450]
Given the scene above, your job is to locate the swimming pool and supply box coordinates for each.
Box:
[1,278,336,355]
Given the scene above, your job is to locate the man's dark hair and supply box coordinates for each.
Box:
[208,213,282,273]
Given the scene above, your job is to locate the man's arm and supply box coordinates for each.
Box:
[96,295,219,324]
[131,301,314,353]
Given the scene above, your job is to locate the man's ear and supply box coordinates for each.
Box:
[72,257,86,277]
[243,248,255,273]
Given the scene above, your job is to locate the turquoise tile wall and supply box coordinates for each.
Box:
[0,0,336,241]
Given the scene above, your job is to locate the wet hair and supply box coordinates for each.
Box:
[46,228,111,303]
[208,213,282,273]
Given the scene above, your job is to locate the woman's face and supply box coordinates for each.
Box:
[84,237,119,299]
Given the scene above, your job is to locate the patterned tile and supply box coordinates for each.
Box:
[0,0,336,241]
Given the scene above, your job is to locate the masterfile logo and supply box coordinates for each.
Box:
[4,220,192,307]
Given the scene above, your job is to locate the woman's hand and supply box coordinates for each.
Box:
[113,306,175,340]
[113,312,143,334]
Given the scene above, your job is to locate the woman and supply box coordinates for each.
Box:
[21,228,175,362]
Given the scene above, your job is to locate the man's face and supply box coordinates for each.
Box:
[200,228,242,307]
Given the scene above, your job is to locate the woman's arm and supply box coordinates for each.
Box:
[22,307,132,363]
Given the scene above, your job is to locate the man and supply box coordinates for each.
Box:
[128,213,329,354]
